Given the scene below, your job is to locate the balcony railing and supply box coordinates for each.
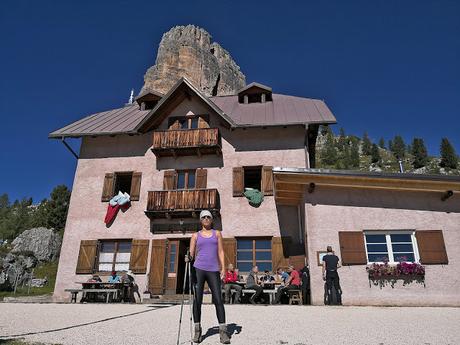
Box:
[145,189,220,218]
[152,128,221,157]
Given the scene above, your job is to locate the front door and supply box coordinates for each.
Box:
[165,239,190,294]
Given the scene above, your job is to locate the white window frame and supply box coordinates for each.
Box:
[364,230,420,264]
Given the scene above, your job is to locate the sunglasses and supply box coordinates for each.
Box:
[201,215,212,219]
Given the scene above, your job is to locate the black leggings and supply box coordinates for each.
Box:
[193,268,226,324]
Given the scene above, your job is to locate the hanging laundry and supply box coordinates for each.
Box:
[105,204,121,224]
[243,188,264,207]
[104,191,132,224]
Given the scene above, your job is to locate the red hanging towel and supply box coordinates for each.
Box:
[104,204,120,224]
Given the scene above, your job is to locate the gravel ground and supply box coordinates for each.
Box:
[0,303,459,345]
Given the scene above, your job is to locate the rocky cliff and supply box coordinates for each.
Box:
[141,25,246,96]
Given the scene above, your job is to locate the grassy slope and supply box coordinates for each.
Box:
[0,261,58,301]
[316,136,460,175]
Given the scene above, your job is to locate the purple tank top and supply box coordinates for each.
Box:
[193,230,219,272]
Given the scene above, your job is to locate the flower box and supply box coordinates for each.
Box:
[366,261,425,288]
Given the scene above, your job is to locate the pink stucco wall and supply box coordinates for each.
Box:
[305,186,460,306]
[53,98,308,301]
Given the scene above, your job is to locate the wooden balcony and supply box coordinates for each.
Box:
[151,128,222,157]
[145,189,220,219]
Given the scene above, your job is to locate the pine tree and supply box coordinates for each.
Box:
[411,138,428,169]
[319,125,329,136]
[371,143,381,164]
[378,137,385,149]
[362,132,372,155]
[388,139,393,152]
[336,143,352,170]
[440,138,458,169]
[392,135,406,159]
[337,127,347,151]
[46,185,71,231]
[321,127,337,166]
[350,139,360,168]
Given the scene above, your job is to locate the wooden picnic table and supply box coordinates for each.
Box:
[74,282,124,303]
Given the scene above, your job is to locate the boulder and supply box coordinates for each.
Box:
[11,227,61,262]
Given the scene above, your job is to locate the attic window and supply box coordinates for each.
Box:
[135,90,163,110]
[237,82,273,104]
[142,100,159,110]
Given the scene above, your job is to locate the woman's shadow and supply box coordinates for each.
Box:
[202,323,242,341]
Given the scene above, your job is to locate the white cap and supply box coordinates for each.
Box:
[199,210,213,219]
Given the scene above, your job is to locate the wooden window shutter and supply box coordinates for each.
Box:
[271,237,289,270]
[163,170,176,190]
[232,167,244,197]
[149,239,167,294]
[76,240,98,274]
[129,239,149,274]
[416,230,448,264]
[262,166,274,196]
[223,238,237,268]
[339,231,367,265]
[198,116,210,128]
[195,169,207,189]
[101,173,115,202]
[130,172,142,201]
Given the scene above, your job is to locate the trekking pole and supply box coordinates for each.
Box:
[176,252,191,345]
[188,256,193,345]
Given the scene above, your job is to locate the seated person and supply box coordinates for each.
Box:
[108,270,121,283]
[274,267,289,285]
[121,270,140,303]
[272,265,301,304]
[261,270,275,287]
[223,264,242,304]
[246,266,264,304]
[87,274,102,283]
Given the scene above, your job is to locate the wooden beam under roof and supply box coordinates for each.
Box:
[274,173,460,193]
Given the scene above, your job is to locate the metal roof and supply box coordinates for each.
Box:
[48,105,150,138]
[210,94,336,127]
[49,83,337,138]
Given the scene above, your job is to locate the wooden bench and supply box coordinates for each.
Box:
[241,289,277,304]
[66,288,119,303]
[287,289,302,305]
[65,288,83,303]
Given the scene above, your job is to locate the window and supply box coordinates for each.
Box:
[169,243,177,272]
[244,166,262,191]
[98,240,132,272]
[114,172,132,196]
[176,170,196,189]
[236,238,272,272]
[364,231,419,263]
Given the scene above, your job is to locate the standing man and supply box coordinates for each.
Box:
[223,264,242,304]
[246,266,264,304]
[300,265,310,305]
[272,265,301,304]
[322,245,342,305]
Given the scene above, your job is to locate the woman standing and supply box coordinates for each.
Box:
[188,210,230,344]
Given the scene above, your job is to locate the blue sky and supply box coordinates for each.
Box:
[0,0,459,202]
